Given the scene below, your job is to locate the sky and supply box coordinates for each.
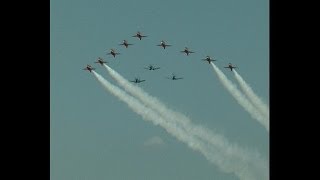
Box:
[50,0,269,179]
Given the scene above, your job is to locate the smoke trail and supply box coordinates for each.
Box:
[92,71,268,180]
[99,65,268,180]
[103,64,267,147]
[210,63,269,131]
[233,70,269,119]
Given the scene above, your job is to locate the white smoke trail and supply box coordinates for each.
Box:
[99,66,268,179]
[233,70,269,119]
[210,63,269,131]
[92,71,268,180]
[103,64,267,147]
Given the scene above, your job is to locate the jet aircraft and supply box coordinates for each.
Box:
[166,74,183,80]
[144,65,160,70]
[107,49,120,58]
[119,40,133,48]
[83,65,95,72]
[157,40,171,49]
[201,56,217,64]
[224,63,237,71]
[130,78,146,83]
[132,31,147,40]
[180,47,195,56]
[94,57,107,66]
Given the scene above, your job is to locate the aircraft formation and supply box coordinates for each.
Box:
[83,31,237,82]
[82,31,269,180]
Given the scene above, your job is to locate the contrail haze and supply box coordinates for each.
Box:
[233,70,269,119]
[95,69,268,180]
[210,63,269,131]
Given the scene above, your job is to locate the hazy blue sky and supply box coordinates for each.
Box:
[51,0,268,179]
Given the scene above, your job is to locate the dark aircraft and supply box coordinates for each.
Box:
[107,49,120,58]
[83,65,95,72]
[144,65,160,70]
[132,31,147,40]
[201,56,217,64]
[157,40,172,49]
[224,63,237,71]
[119,40,133,48]
[180,47,195,56]
[166,74,183,80]
[94,57,107,66]
[130,78,146,83]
